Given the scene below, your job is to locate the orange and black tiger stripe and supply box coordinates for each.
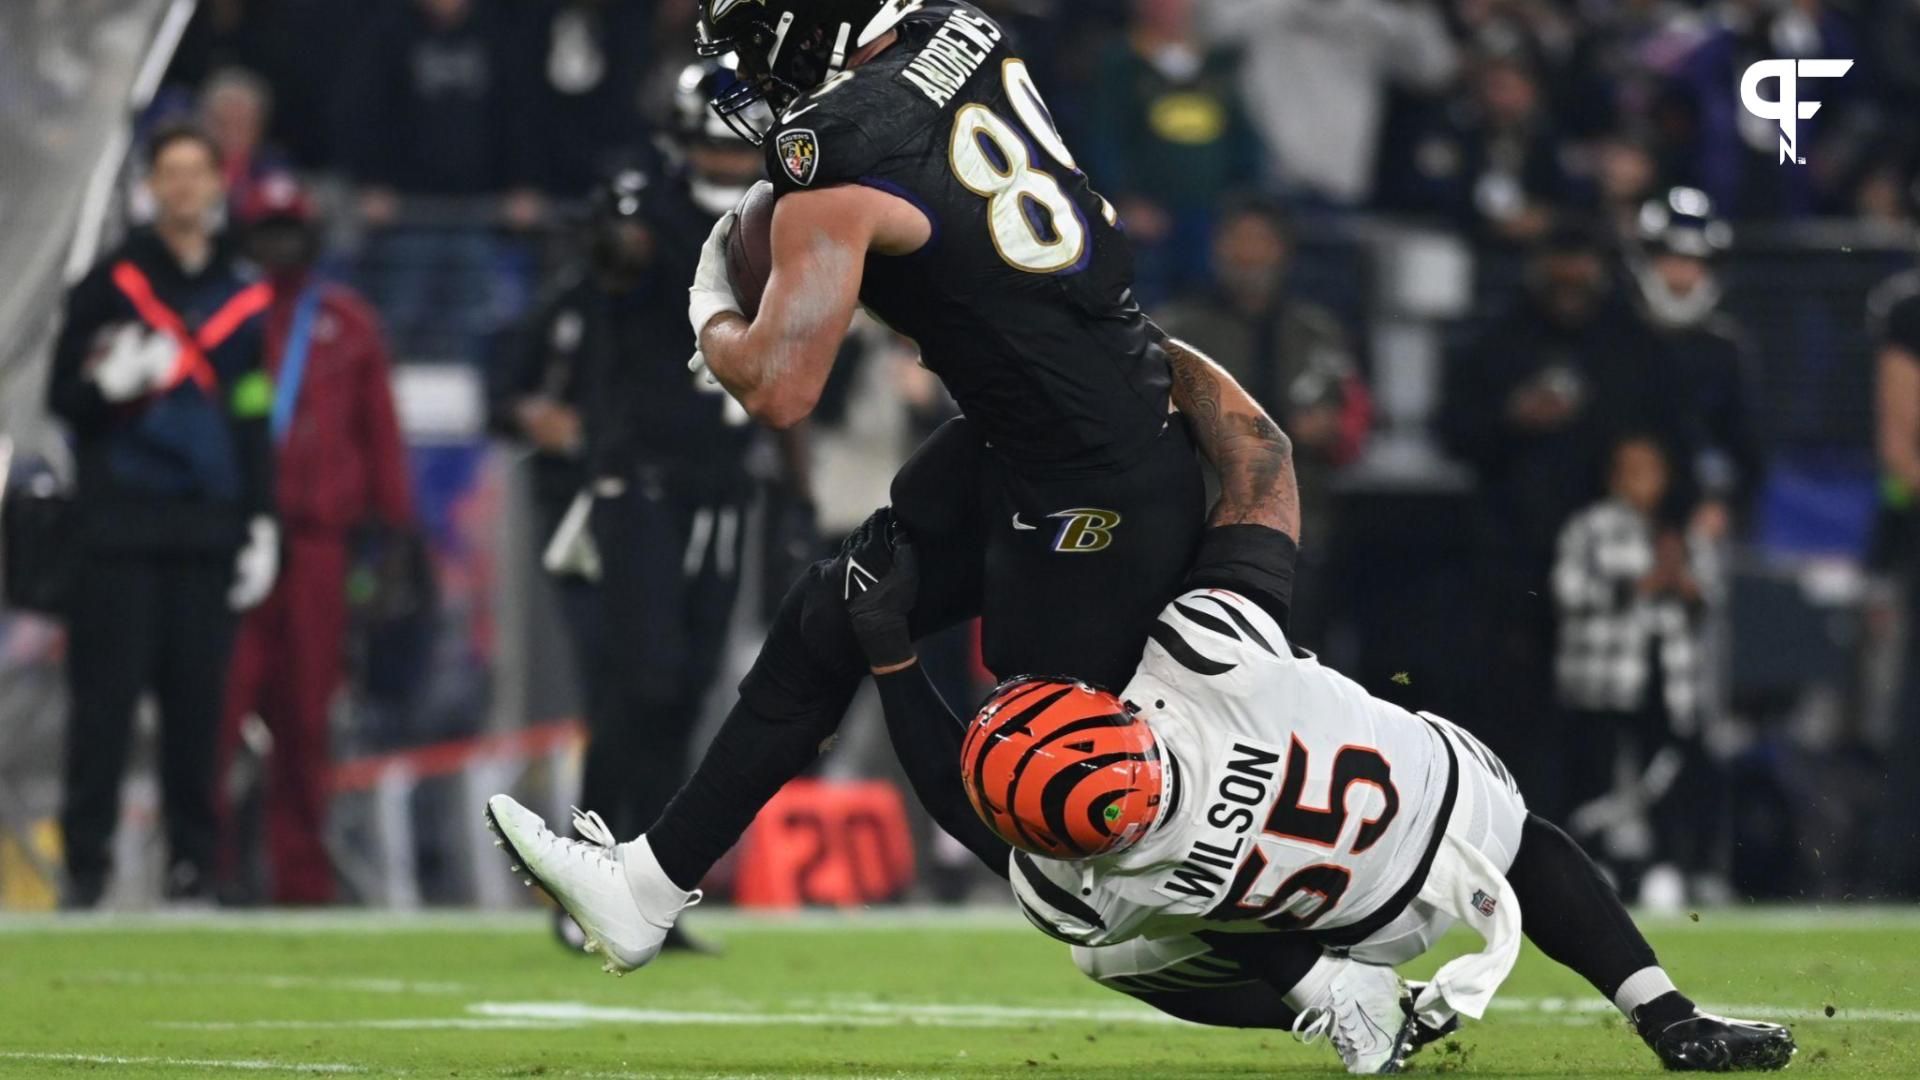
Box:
[960,676,1164,860]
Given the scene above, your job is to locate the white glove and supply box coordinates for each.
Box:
[229,516,280,611]
[92,326,179,402]
[688,210,743,341]
[688,350,720,386]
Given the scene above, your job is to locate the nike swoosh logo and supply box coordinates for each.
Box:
[1011,514,1038,531]
[782,103,821,123]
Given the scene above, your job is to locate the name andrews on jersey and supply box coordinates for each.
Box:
[1156,740,1282,904]
[900,6,1001,106]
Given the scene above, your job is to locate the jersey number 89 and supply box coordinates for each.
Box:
[950,60,1107,274]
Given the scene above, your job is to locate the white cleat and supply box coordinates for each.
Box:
[1292,960,1419,1074]
[483,795,700,975]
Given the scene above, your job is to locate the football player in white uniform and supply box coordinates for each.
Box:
[840,338,1796,1074]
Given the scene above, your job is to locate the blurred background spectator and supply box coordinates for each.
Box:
[1629,187,1763,535]
[1871,261,1920,896]
[1084,0,1257,302]
[337,0,544,362]
[1205,0,1458,209]
[198,67,290,218]
[217,175,414,907]
[1553,434,1722,910]
[1440,223,1692,796]
[527,0,653,198]
[1158,197,1371,650]
[44,124,278,908]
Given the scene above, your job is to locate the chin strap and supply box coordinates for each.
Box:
[827,21,852,75]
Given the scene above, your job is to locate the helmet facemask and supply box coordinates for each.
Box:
[698,12,852,146]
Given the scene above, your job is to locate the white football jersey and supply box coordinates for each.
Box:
[1011,587,1466,948]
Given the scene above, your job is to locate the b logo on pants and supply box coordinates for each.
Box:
[1050,509,1122,553]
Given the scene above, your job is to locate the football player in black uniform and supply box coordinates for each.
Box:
[1871,258,1920,896]
[487,0,1282,972]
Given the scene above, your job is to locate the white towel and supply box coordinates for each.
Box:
[542,489,602,583]
[1411,831,1523,1026]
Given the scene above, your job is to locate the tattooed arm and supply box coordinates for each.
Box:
[1163,335,1302,542]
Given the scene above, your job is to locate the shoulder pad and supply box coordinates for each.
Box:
[765,70,907,194]
[1010,852,1106,945]
[1164,589,1287,663]
[1870,270,1920,346]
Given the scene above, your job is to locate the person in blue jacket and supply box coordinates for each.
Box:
[46,121,279,908]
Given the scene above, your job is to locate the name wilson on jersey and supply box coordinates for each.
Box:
[901,7,1002,106]
[1155,740,1283,903]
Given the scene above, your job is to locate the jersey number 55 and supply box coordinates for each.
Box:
[1215,739,1400,930]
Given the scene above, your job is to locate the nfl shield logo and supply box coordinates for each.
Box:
[1472,889,1498,917]
[778,129,819,187]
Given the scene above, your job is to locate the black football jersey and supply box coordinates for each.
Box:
[1871,268,1920,357]
[761,0,1171,474]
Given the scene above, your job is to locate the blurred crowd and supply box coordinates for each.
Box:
[163,0,1920,227]
[14,0,1920,910]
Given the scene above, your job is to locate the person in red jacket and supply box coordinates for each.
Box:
[218,174,414,904]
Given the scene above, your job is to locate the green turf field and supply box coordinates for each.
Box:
[0,907,1913,1078]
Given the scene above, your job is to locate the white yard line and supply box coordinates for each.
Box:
[4,904,1920,936]
[158,1018,577,1032]
[0,1051,364,1074]
[143,994,1920,1035]
[73,971,470,995]
[1487,996,1920,1025]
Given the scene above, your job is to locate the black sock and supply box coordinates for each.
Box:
[875,664,1010,878]
[645,697,844,890]
[1508,813,1667,1001]
[1637,990,1699,1030]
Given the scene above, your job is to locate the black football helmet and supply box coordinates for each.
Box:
[1636,186,1731,260]
[671,58,766,215]
[674,57,753,148]
[587,166,656,275]
[1632,186,1731,328]
[697,0,920,144]
[590,167,652,223]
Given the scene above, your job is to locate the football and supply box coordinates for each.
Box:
[726,179,778,320]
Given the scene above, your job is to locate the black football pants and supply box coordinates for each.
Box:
[62,549,236,898]
[578,475,748,843]
[647,417,1205,887]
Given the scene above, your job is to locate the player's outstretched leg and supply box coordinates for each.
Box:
[485,545,872,972]
[1070,934,1419,1075]
[1507,813,1796,1071]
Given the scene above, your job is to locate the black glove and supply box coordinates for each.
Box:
[841,508,918,669]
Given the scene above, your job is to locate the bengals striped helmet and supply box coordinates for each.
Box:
[961,676,1165,860]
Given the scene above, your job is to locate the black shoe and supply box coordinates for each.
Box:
[60,875,105,911]
[163,862,212,904]
[1402,983,1461,1059]
[661,923,719,956]
[1634,1008,1797,1071]
[552,908,590,953]
[1409,1012,1460,1056]
[553,910,716,957]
